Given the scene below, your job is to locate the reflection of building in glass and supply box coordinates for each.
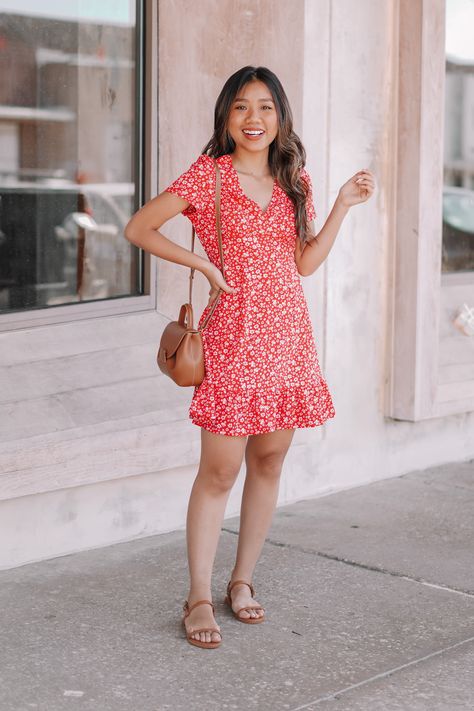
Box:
[0,12,135,182]
[444,56,474,189]
[443,54,474,272]
[0,9,140,311]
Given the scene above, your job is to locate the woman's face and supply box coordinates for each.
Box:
[226,79,279,153]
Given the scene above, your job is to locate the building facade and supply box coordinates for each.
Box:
[1,0,473,570]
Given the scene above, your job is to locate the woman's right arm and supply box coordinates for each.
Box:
[124,191,235,298]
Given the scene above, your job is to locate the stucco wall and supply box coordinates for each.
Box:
[1,0,473,571]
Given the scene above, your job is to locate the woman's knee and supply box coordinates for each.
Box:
[245,448,287,479]
[198,428,247,493]
[196,462,241,493]
[245,430,295,479]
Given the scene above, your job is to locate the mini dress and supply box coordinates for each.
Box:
[165,152,336,436]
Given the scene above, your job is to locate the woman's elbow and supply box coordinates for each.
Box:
[298,263,319,277]
[124,218,139,245]
[297,263,311,277]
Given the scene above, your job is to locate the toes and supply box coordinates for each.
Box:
[188,628,221,644]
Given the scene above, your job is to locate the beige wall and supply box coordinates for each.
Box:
[1,0,473,570]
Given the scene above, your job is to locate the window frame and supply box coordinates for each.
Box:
[0,0,157,332]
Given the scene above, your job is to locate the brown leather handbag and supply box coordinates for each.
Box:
[156,158,225,386]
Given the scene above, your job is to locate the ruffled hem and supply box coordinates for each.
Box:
[189,379,336,436]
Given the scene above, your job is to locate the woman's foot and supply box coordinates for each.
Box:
[183,599,222,645]
[227,580,265,620]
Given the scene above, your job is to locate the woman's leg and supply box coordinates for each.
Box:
[228,427,296,619]
[184,426,247,643]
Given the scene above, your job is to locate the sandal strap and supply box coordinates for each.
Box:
[227,579,255,598]
[183,599,215,616]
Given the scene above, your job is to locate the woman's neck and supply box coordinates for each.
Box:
[230,147,270,177]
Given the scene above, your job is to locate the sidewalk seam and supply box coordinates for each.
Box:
[288,635,474,710]
[221,528,474,598]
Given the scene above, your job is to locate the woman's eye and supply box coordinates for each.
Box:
[235,105,246,110]
[262,105,273,110]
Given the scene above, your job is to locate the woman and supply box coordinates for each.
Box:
[125,66,375,649]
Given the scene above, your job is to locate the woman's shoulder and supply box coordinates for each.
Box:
[194,153,232,169]
[184,152,215,174]
[299,165,314,194]
[179,153,220,187]
[164,154,217,212]
[299,165,312,182]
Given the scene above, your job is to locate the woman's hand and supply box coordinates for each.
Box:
[201,262,237,307]
[337,169,376,208]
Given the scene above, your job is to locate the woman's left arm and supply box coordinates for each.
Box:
[295,168,376,277]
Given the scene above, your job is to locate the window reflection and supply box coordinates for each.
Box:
[443,0,474,273]
[0,1,142,312]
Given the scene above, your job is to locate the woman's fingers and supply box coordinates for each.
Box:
[207,282,239,307]
[355,170,375,189]
[208,285,223,306]
[206,264,238,305]
[338,169,375,206]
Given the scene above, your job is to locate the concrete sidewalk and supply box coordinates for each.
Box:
[1,460,474,711]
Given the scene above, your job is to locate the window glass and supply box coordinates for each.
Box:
[0,1,142,313]
[443,0,474,273]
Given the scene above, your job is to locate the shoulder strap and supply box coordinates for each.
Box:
[188,157,225,331]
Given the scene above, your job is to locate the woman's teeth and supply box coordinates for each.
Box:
[243,130,264,135]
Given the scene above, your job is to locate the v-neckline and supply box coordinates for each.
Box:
[225,154,277,216]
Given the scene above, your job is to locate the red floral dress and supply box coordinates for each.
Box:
[165,153,336,436]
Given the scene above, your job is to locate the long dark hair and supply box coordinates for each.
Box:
[202,65,314,246]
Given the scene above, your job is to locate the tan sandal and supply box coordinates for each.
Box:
[182,599,222,649]
[224,579,266,624]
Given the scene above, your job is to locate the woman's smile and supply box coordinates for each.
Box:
[242,128,266,140]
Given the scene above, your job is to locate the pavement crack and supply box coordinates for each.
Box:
[221,528,474,598]
[288,635,474,710]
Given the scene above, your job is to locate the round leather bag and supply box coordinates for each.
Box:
[157,303,205,386]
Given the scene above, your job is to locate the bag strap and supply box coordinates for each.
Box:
[188,157,224,332]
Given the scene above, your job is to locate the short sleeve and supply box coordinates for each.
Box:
[164,154,215,216]
[301,167,317,221]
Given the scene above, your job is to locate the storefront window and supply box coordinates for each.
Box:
[0,1,143,313]
[443,0,474,273]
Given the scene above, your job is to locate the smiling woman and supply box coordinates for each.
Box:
[124,64,374,650]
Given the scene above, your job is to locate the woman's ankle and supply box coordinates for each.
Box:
[230,568,254,585]
[187,586,213,606]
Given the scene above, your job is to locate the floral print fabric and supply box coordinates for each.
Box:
[165,152,336,436]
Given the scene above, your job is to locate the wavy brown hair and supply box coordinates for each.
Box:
[202,65,315,246]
